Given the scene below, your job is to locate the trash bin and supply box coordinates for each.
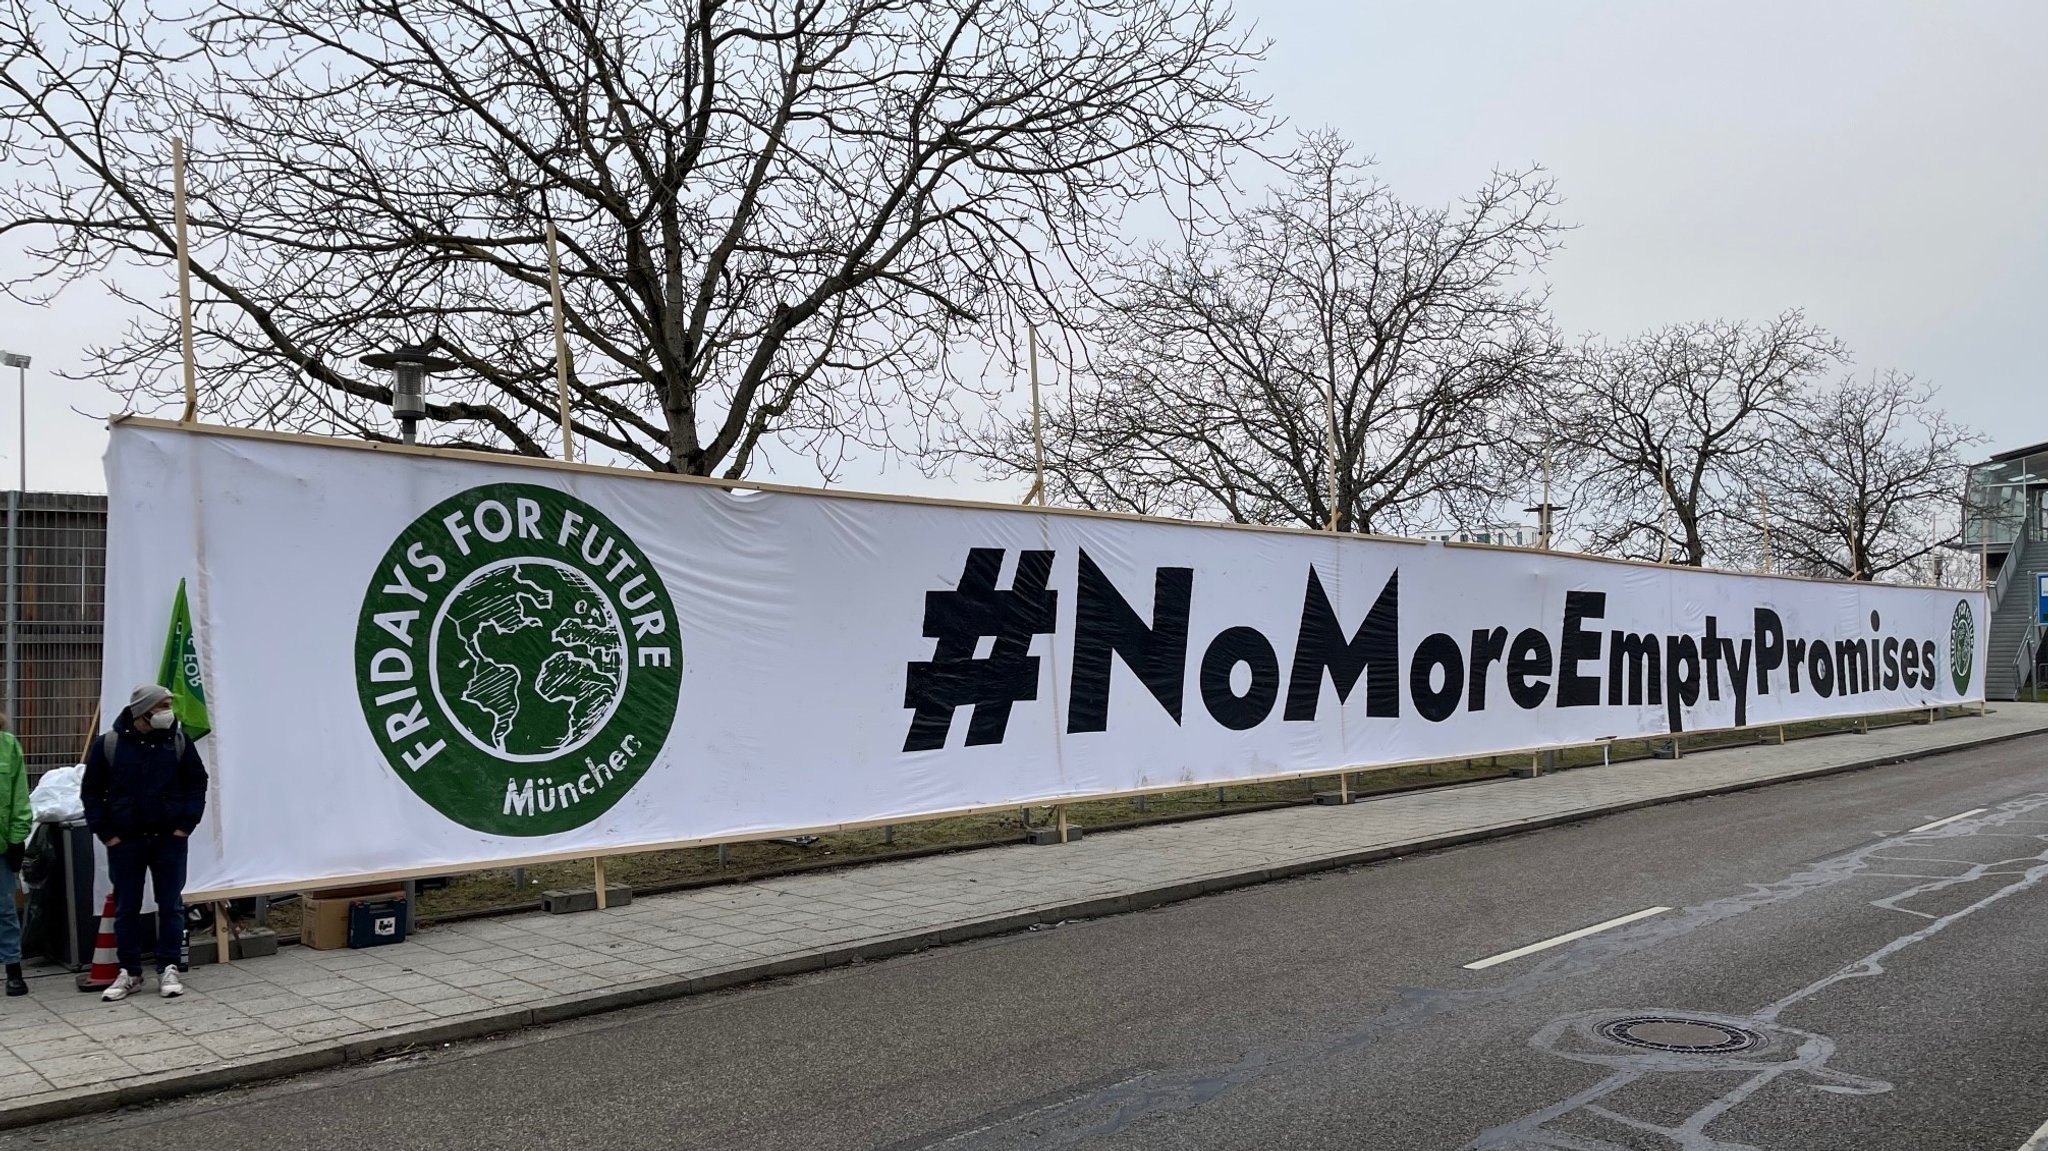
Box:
[21,820,97,970]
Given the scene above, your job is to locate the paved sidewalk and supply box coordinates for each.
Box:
[2,708,2045,1127]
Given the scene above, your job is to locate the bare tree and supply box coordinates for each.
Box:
[1,0,1265,475]
[971,133,1563,534]
[1751,371,1980,581]
[1558,312,1848,566]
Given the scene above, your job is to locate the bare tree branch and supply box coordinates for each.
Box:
[963,132,1564,534]
[1745,370,1982,581]
[1558,311,1849,566]
[0,0,1269,474]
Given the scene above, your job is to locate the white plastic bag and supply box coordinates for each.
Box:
[29,764,85,824]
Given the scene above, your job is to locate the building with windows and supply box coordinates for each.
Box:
[1416,524,1540,548]
[1961,440,2047,699]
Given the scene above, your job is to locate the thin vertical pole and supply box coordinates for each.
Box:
[15,364,23,492]
[1027,326,1046,506]
[1981,510,1989,588]
[172,137,198,424]
[1325,339,1339,532]
[1758,487,1773,574]
[1660,465,1673,564]
[1540,431,1553,550]
[546,223,576,463]
[592,856,607,910]
[3,492,15,736]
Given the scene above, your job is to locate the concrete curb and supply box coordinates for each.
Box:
[8,719,2043,1131]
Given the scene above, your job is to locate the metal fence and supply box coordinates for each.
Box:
[3,493,107,781]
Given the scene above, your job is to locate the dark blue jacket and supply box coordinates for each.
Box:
[82,708,208,843]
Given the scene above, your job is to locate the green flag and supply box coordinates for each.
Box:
[156,579,211,740]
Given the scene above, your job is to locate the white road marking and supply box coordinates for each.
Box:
[1909,808,1988,833]
[2016,1115,2048,1150]
[1462,906,1672,971]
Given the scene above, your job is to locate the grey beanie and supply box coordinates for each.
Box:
[128,684,173,715]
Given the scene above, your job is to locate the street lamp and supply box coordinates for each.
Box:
[0,352,27,491]
[358,339,457,445]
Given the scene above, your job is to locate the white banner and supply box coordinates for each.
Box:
[101,423,1989,897]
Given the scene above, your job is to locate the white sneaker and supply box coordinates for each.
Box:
[101,971,145,1002]
[158,968,184,998]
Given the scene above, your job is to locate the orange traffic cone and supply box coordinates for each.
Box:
[75,893,119,992]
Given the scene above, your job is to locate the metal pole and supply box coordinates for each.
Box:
[172,137,198,424]
[1758,486,1772,574]
[14,363,22,492]
[1981,498,1990,588]
[1027,326,1046,506]
[1540,431,1552,550]
[4,491,16,734]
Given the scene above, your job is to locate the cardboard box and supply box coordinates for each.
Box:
[300,887,403,950]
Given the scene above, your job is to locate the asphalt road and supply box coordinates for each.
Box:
[12,734,2048,1150]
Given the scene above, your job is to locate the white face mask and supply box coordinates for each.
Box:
[148,709,176,731]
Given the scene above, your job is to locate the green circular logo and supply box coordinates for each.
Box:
[1949,600,1975,695]
[355,483,681,835]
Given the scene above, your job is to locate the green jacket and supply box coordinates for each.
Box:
[0,732,29,847]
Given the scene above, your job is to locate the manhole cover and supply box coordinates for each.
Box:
[1595,1016,1765,1053]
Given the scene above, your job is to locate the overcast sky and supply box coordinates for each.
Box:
[2,0,2043,497]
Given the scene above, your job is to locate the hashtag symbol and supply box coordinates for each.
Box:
[902,549,1059,751]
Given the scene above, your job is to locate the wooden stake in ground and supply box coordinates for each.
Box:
[172,137,198,424]
[546,223,576,463]
[592,856,607,910]
[213,902,232,965]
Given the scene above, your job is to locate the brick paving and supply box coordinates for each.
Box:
[1,707,2043,1125]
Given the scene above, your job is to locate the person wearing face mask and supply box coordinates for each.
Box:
[81,684,209,1002]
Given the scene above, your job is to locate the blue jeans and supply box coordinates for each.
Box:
[0,858,19,965]
[108,835,187,975]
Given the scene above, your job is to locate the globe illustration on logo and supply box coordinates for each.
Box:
[429,559,629,762]
[1949,600,1974,695]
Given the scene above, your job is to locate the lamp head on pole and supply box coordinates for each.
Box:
[0,352,28,369]
[359,338,457,444]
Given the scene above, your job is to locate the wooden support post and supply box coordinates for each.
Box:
[1531,752,1541,777]
[716,843,729,866]
[213,902,232,965]
[1028,326,1047,506]
[545,222,576,463]
[593,857,607,910]
[172,137,198,424]
[1338,772,1351,803]
[1055,804,1070,844]
[1671,736,1682,760]
[1778,725,1787,745]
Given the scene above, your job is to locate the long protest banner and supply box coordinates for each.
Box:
[102,421,1989,898]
